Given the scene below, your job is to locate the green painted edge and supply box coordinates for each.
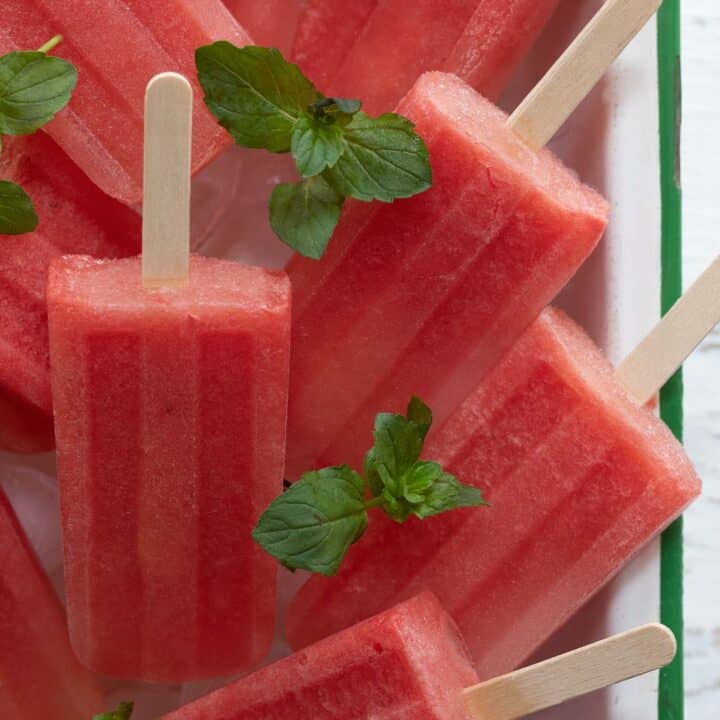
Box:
[657,1,684,719]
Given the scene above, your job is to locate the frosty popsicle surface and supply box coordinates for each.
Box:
[292,0,560,113]
[163,593,479,720]
[0,489,104,719]
[286,308,702,678]
[0,133,140,454]
[1,0,252,205]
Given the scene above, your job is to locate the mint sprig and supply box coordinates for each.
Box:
[0,35,77,136]
[252,397,487,576]
[196,44,432,259]
[0,181,38,234]
[0,35,77,235]
[94,702,134,720]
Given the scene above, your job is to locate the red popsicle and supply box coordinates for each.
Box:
[293,0,559,114]
[164,593,479,720]
[0,489,104,719]
[285,308,702,679]
[47,74,292,681]
[223,0,301,55]
[291,0,378,90]
[1,0,252,205]
[285,71,609,478]
[0,133,140,454]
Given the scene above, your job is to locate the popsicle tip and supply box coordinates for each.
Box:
[646,623,677,666]
[146,72,193,99]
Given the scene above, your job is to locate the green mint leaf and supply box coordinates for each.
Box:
[322,111,432,203]
[406,396,433,441]
[308,97,361,126]
[0,51,77,135]
[196,43,321,152]
[371,411,424,480]
[410,470,488,519]
[291,116,345,177]
[269,176,343,258]
[252,466,369,576]
[94,701,134,720]
[0,181,38,234]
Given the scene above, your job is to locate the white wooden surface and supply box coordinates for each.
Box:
[681,1,720,715]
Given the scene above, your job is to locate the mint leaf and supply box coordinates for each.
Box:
[196,43,321,152]
[372,411,424,479]
[94,701,134,720]
[407,396,433,441]
[270,176,343,258]
[323,112,432,203]
[252,466,369,576]
[308,97,361,125]
[411,470,488,519]
[291,116,344,177]
[0,51,77,135]
[0,181,38,234]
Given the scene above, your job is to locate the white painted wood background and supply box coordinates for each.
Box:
[681,1,720,714]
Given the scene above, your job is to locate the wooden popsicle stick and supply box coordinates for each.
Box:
[142,72,193,286]
[464,624,675,720]
[616,255,720,404]
[508,0,662,150]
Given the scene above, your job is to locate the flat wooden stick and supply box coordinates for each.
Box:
[616,255,720,404]
[508,0,662,150]
[464,624,675,720]
[142,72,193,285]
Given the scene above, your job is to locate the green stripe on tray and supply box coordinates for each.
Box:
[657,1,684,719]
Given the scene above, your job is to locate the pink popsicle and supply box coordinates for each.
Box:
[0,133,140,454]
[286,309,701,680]
[0,0,252,205]
[291,0,378,90]
[0,489,104,719]
[305,0,560,115]
[285,72,608,479]
[223,0,301,56]
[163,593,478,720]
[48,254,291,682]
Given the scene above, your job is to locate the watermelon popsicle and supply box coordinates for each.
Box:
[47,75,291,681]
[287,253,720,676]
[223,0,301,56]
[0,489,104,719]
[292,0,560,114]
[164,593,675,720]
[284,0,660,480]
[0,133,140,454]
[1,0,252,206]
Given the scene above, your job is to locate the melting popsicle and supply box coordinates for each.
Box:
[286,250,720,677]
[0,133,140,454]
[1,0,252,205]
[163,593,676,720]
[284,0,660,480]
[292,0,560,113]
[0,489,104,719]
[47,74,291,681]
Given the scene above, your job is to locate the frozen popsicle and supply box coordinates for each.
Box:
[163,593,676,720]
[1,0,252,205]
[284,0,660,480]
[294,0,560,115]
[223,0,301,56]
[291,0,378,90]
[47,74,291,681]
[0,488,104,719]
[287,279,713,676]
[0,133,140,454]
